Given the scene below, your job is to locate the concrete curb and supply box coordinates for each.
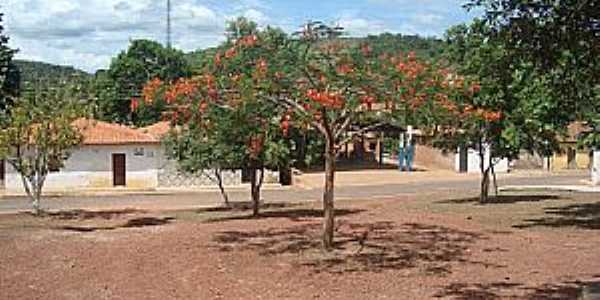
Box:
[500,185,600,193]
[0,184,291,198]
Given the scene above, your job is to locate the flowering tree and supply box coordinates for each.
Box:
[141,19,464,249]
[138,19,292,217]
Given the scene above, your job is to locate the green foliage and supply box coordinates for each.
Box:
[149,18,294,193]
[439,20,570,161]
[466,0,599,146]
[100,39,191,126]
[0,13,20,116]
[14,60,90,84]
[365,33,445,60]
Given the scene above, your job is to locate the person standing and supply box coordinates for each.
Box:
[406,137,416,172]
[398,133,406,171]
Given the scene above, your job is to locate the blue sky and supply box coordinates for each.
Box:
[2,0,480,72]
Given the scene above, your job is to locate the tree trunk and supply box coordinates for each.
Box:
[214,169,230,208]
[478,141,490,204]
[250,167,263,217]
[21,175,43,216]
[491,160,499,197]
[322,140,336,251]
[480,168,490,203]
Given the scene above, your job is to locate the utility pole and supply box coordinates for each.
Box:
[166,0,172,48]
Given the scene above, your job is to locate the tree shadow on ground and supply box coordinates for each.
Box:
[28,209,145,220]
[57,217,175,233]
[300,159,427,173]
[438,195,562,205]
[433,282,523,299]
[205,208,365,223]
[212,220,494,274]
[195,202,301,213]
[434,279,597,299]
[514,201,600,230]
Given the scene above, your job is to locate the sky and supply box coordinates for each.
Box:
[2,0,480,73]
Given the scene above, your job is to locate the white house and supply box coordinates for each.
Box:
[0,119,279,194]
[455,145,510,174]
[2,119,163,193]
[593,150,600,186]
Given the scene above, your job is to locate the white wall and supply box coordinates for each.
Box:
[455,146,509,174]
[592,150,600,186]
[5,144,161,193]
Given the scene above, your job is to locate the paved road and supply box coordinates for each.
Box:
[0,172,589,214]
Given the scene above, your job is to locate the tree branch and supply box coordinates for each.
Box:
[263,95,327,135]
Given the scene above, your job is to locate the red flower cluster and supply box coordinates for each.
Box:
[142,78,163,104]
[225,47,237,59]
[238,34,258,48]
[483,111,502,122]
[248,135,264,158]
[469,83,481,95]
[199,101,209,113]
[336,64,354,75]
[360,95,375,111]
[256,58,268,74]
[280,112,292,136]
[464,105,503,122]
[306,89,345,109]
[435,93,457,113]
[215,34,259,65]
[396,59,426,80]
[361,44,373,56]
[130,97,140,112]
[165,78,198,104]
[409,93,427,110]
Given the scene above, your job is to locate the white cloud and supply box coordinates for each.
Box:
[339,17,390,36]
[0,0,475,72]
[241,8,270,26]
[1,0,268,72]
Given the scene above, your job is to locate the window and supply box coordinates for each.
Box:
[133,147,145,156]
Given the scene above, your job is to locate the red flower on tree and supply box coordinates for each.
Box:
[142,78,163,104]
[130,97,140,112]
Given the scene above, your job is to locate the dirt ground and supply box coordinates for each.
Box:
[1,191,599,299]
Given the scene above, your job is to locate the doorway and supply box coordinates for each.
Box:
[459,146,468,173]
[567,147,577,169]
[112,154,126,187]
[0,160,5,189]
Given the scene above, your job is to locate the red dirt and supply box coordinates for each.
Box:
[1,194,599,299]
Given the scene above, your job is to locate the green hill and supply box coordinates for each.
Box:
[14,60,91,84]
[184,33,445,73]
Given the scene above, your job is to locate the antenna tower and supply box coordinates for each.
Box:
[167,0,172,48]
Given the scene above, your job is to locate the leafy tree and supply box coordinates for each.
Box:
[0,81,85,215]
[365,33,445,60]
[142,19,292,216]
[143,18,464,249]
[100,39,191,126]
[438,20,571,202]
[218,21,456,249]
[465,0,599,147]
[160,89,291,214]
[0,12,20,117]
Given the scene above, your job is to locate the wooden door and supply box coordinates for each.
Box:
[459,146,468,173]
[0,159,5,182]
[112,154,126,186]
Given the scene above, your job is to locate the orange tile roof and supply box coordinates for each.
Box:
[139,121,172,139]
[72,119,159,145]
